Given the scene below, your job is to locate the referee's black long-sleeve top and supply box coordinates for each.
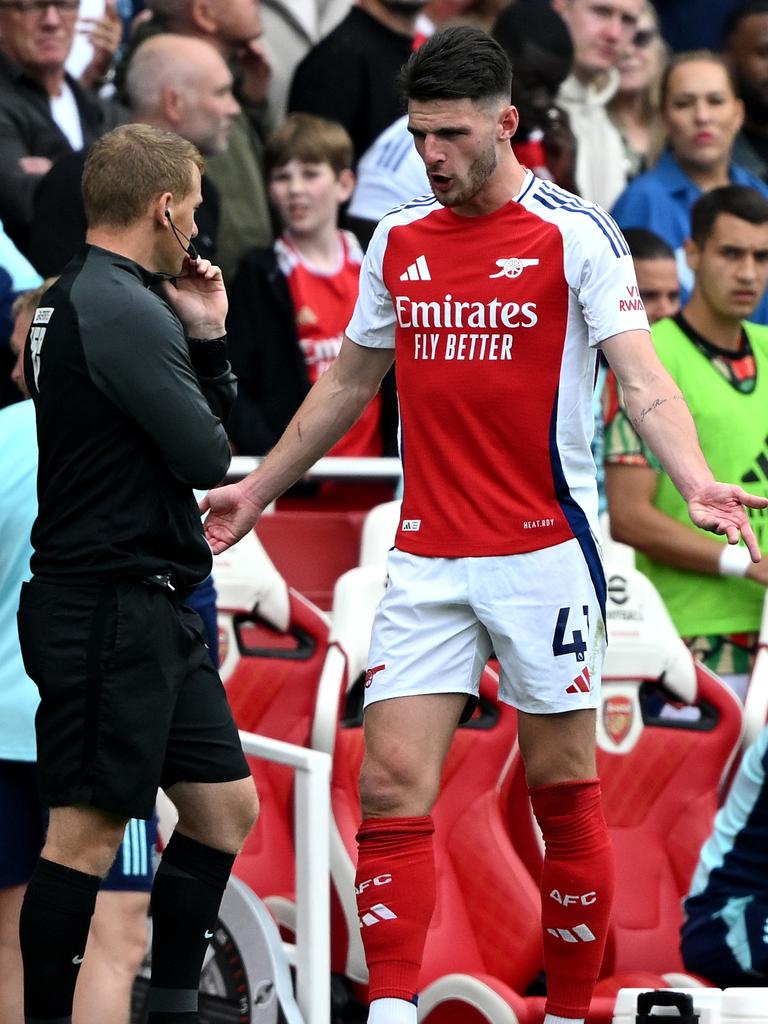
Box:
[24,245,236,594]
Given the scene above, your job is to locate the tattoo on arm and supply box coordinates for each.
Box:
[635,394,683,426]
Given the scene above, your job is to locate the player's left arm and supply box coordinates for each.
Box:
[601,329,768,559]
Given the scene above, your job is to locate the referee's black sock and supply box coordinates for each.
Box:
[19,857,100,1023]
[147,830,235,1023]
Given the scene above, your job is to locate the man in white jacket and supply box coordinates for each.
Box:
[554,0,642,209]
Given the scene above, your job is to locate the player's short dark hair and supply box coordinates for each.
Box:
[398,26,512,105]
[723,1,768,43]
[623,228,676,262]
[690,185,768,245]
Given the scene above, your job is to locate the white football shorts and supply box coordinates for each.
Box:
[364,538,607,715]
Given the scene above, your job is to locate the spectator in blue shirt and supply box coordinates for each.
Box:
[612,50,768,323]
[0,221,40,409]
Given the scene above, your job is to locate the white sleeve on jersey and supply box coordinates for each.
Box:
[570,216,650,346]
[346,218,397,350]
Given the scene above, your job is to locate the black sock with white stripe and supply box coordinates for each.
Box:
[147,831,235,1023]
[20,857,100,1023]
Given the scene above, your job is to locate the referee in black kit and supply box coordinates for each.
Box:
[16,124,258,1024]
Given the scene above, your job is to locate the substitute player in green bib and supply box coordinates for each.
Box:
[607,185,768,698]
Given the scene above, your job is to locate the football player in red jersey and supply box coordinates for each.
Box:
[203,28,766,1024]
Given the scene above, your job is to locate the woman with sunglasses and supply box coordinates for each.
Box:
[608,1,667,179]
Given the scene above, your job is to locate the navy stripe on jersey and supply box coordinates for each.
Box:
[540,180,630,256]
[548,391,607,624]
[534,191,621,258]
[538,181,630,257]
[385,193,439,219]
[517,171,537,204]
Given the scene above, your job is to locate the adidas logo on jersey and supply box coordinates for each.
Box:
[400,255,431,281]
[566,667,591,694]
[359,903,398,927]
[489,257,539,279]
[741,436,768,486]
[546,924,596,943]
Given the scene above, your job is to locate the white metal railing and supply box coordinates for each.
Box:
[228,455,402,482]
[238,730,332,1024]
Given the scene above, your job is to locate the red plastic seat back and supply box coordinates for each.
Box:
[213,534,333,910]
[256,511,368,610]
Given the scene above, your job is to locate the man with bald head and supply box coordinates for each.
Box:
[27,34,240,277]
[128,35,241,158]
[122,0,272,280]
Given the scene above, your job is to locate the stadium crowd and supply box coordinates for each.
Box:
[4,1,768,1023]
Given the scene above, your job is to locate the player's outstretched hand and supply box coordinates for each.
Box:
[687,482,768,562]
[200,483,264,554]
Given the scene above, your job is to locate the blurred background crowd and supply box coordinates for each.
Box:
[1,0,766,422]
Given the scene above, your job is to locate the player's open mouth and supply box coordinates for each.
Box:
[430,174,452,192]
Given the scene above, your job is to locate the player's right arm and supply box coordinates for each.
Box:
[201,336,394,553]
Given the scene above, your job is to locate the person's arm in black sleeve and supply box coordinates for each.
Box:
[0,104,49,246]
[187,333,237,425]
[79,287,233,488]
[225,253,280,453]
[225,249,312,454]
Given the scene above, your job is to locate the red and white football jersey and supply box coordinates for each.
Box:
[277,230,382,457]
[346,170,649,557]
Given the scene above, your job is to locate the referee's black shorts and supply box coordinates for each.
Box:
[17,577,250,820]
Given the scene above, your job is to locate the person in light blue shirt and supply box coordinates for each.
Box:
[0,219,40,294]
[681,725,768,985]
[0,398,38,765]
[0,217,40,410]
[612,50,768,324]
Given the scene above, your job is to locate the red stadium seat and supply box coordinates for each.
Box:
[212,532,334,933]
[255,510,369,610]
[596,566,743,979]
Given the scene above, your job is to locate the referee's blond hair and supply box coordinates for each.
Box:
[83,123,204,228]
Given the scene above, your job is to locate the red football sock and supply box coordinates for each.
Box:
[355,815,436,1002]
[529,778,614,1019]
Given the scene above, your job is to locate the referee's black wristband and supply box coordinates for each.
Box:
[188,334,227,355]
[188,334,228,377]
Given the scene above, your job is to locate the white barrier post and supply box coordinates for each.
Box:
[228,455,403,482]
[238,731,332,1024]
